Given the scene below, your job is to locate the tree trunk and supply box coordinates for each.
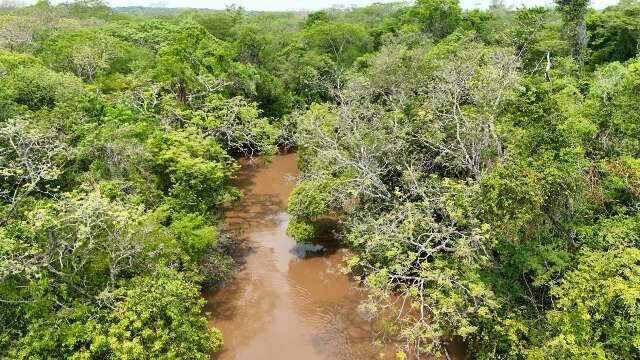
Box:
[572,15,587,61]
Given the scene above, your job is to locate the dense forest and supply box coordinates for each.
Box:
[0,0,639,358]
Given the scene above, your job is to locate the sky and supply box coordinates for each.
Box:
[26,0,621,11]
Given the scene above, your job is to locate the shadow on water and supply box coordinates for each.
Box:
[224,194,284,232]
[287,217,343,258]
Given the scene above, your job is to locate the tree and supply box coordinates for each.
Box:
[93,270,224,359]
[70,41,115,82]
[407,0,462,40]
[303,21,372,70]
[147,128,238,214]
[48,191,159,287]
[583,60,640,157]
[530,249,640,359]
[345,179,495,357]
[7,270,223,359]
[0,118,69,226]
[1,2,640,359]
[0,56,85,114]
[506,7,551,68]
[154,22,256,102]
[189,95,278,157]
[0,3,276,358]
[36,30,131,82]
[288,33,520,357]
[417,35,521,179]
[587,0,640,65]
[554,0,590,61]
[0,17,34,50]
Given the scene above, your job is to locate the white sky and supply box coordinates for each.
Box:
[29,0,622,11]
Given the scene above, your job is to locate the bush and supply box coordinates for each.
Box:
[286,217,320,243]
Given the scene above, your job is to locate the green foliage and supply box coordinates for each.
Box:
[406,0,462,39]
[94,270,224,359]
[36,29,135,82]
[188,94,278,156]
[587,0,640,66]
[303,21,372,68]
[304,11,330,28]
[0,4,287,357]
[0,53,84,115]
[287,178,333,219]
[286,217,321,244]
[9,270,221,359]
[530,248,640,359]
[198,245,234,286]
[554,0,590,60]
[506,7,553,68]
[189,6,244,41]
[287,2,640,358]
[1,1,640,359]
[583,60,640,157]
[147,128,238,214]
[153,21,257,101]
[169,212,217,260]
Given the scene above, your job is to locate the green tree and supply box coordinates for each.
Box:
[407,0,462,39]
[554,0,590,61]
[147,128,238,214]
[530,249,640,359]
[303,21,372,69]
[93,270,223,359]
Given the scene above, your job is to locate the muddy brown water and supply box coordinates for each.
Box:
[203,153,395,359]
[203,153,463,360]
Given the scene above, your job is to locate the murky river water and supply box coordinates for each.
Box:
[203,153,395,359]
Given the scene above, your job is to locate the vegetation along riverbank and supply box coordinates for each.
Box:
[1,0,639,358]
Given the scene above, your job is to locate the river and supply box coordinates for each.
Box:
[203,153,400,359]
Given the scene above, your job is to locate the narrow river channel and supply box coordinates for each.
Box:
[203,153,395,359]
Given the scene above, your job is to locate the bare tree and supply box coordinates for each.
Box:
[0,17,34,50]
[70,42,116,82]
[294,101,406,210]
[0,118,69,226]
[421,44,520,179]
[49,191,153,287]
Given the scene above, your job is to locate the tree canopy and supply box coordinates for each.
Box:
[1,0,639,358]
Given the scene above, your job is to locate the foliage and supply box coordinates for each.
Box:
[287,1,640,358]
[405,0,462,40]
[529,248,640,359]
[285,217,321,244]
[554,0,590,61]
[147,128,238,214]
[93,270,224,359]
[587,0,640,66]
[1,1,639,359]
[303,21,372,69]
[0,2,278,357]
